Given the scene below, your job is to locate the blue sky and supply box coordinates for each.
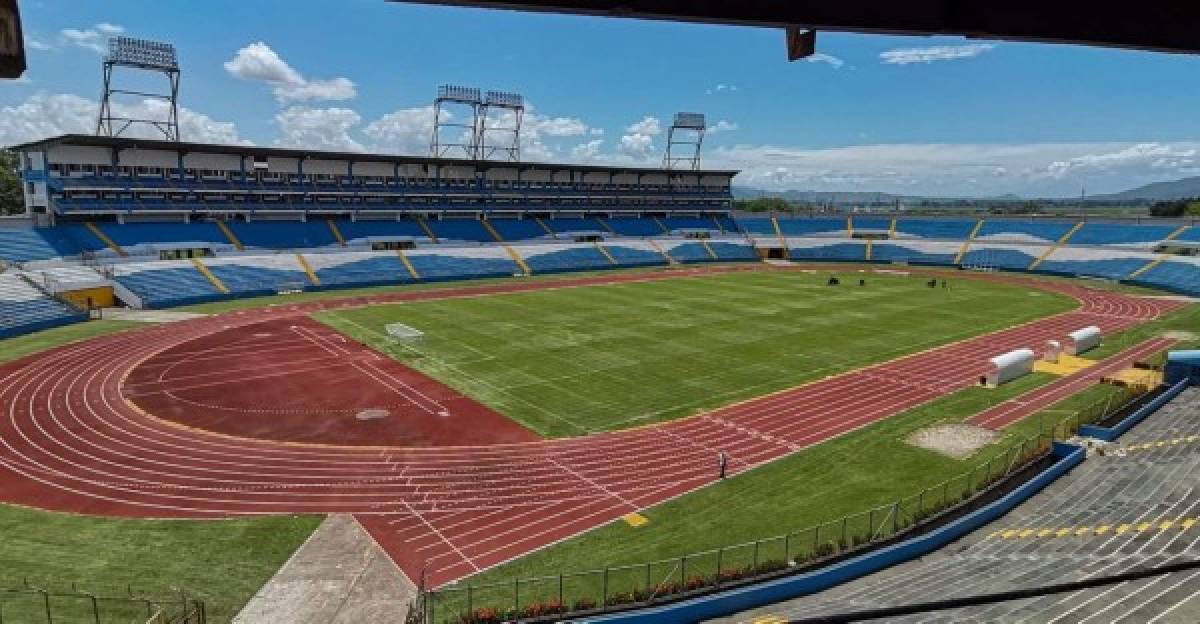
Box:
[6,0,1200,197]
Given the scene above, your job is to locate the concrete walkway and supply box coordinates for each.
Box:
[234,514,417,623]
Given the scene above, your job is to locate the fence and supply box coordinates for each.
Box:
[0,582,205,624]
[422,381,1150,624]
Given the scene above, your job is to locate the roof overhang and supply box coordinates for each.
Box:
[393,1,1200,57]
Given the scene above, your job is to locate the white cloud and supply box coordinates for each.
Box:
[806,53,845,68]
[0,93,246,147]
[362,105,439,155]
[626,116,661,136]
[571,139,604,160]
[24,35,52,51]
[705,83,738,95]
[274,106,363,151]
[880,43,996,65]
[224,42,357,103]
[706,141,1200,197]
[616,116,662,159]
[707,120,738,134]
[59,23,124,54]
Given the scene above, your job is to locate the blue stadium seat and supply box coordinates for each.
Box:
[314,255,413,287]
[523,246,613,273]
[112,265,225,308]
[602,244,667,267]
[895,218,977,240]
[852,217,891,231]
[427,220,496,243]
[789,242,866,261]
[1037,257,1151,280]
[405,252,520,280]
[661,217,720,233]
[228,221,339,249]
[777,218,846,236]
[606,218,664,237]
[0,275,87,338]
[961,247,1039,270]
[546,218,608,236]
[1135,260,1200,296]
[488,219,550,241]
[665,242,716,263]
[206,263,309,295]
[706,241,758,261]
[871,242,957,265]
[335,219,430,244]
[1069,223,1179,245]
[99,222,230,247]
[734,218,777,235]
[975,220,1076,244]
[0,228,81,262]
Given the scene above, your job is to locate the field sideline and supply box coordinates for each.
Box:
[315,270,1078,437]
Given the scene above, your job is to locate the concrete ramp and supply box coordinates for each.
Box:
[234,514,416,624]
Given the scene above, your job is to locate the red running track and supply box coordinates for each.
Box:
[0,266,1185,588]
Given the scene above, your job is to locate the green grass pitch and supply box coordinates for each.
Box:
[315,270,1078,437]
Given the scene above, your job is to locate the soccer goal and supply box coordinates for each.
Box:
[385,322,425,343]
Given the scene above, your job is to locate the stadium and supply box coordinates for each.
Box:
[2,4,1200,624]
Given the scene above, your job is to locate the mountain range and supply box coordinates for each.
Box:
[735,175,1200,203]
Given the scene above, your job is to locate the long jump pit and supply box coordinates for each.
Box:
[122,316,538,447]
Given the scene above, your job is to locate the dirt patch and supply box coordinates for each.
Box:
[908,423,999,459]
[1164,330,1198,341]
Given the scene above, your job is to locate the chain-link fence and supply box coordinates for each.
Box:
[422,382,1149,624]
[0,583,205,624]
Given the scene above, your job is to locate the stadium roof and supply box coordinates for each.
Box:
[395,1,1200,56]
[10,134,738,176]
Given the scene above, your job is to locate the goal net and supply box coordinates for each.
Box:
[385,322,425,343]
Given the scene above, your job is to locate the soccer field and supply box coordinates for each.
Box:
[315,270,1076,437]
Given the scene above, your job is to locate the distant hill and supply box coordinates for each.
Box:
[1089,176,1200,202]
[733,187,912,204]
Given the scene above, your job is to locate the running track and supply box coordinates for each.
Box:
[0,266,1186,588]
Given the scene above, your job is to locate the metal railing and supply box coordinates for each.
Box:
[422,382,1149,624]
[0,582,205,624]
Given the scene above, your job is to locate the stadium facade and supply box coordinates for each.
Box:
[11,134,737,223]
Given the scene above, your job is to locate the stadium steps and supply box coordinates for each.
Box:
[416,218,439,243]
[190,258,230,293]
[651,216,670,234]
[1166,224,1190,241]
[594,243,618,265]
[1128,255,1170,280]
[327,219,347,247]
[711,216,727,234]
[953,219,985,264]
[84,222,125,257]
[865,239,874,261]
[482,220,505,242]
[215,220,245,250]
[1029,221,1085,270]
[296,253,321,286]
[595,218,616,235]
[395,249,420,279]
[536,218,557,239]
[700,240,719,260]
[648,239,676,264]
[846,215,854,238]
[502,244,532,275]
[888,217,897,238]
[770,216,790,251]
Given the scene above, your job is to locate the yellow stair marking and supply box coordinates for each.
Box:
[1029,221,1084,270]
[214,220,244,251]
[622,512,649,527]
[712,216,727,234]
[651,216,670,234]
[770,216,790,252]
[326,219,347,247]
[1001,529,1020,539]
[1181,518,1198,530]
[190,258,229,293]
[988,530,1003,539]
[752,616,787,624]
[700,239,719,260]
[1159,520,1176,532]
[847,215,854,238]
[1095,525,1111,535]
[1055,528,1073,538]
[85,222,126,257]
[865,239,873,261]
[1074,527,1093,536]
[596,217,616,234]
[503,244,532,275]
[1117,524,1133,535]
[535,217,556,239]
[417,218,439,243]
[1018,529,1035,538]
[648,239,676,264]
[1137,522,1153,532]
[954,219,985,265]
[1166,224,1190,240]
[1127,255,1168,280]
[1036,529,1055,538]
[595,243,618,265]
[395,249,420,279]
[295,253,320,286]
[481,219,505,242]
[888,217,897,238]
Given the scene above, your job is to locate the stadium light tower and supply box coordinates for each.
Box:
[96,36,181,141]
[478,90,525,162]
[430,84,483,159]
[663,112,706,170]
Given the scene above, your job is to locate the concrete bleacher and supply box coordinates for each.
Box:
[777,217,846,237]
[110,262,224,308]
[0,228,81,262]
[895,218,978,240]
[427,219,495,243]
[961,243,1043,270]
[662,216,722,234]
[335,219,431,245]
[546,218,607,237]
[706,240,759,261]
[1134,257,1200,295]
[488,218,550,241]
[606,217,665,237]
[306,251,413,287]
[404,247,519,279]
[228,221,339,250]
[735,217,778,236]
[719,387,1200,624]
[975,220,1076,244]
[602,242,669,267]
[1037,246,1156,280]
[0,273,87,337]
[98,222,230,248]
[204,256,310,295]
[520,244,613,273]
[872,240,962,265]
[1069,222,1180,246]
[786,238,867,261]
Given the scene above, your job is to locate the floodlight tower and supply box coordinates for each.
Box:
[663,112,706,170]
[96,36,181,141]
[430,85,482,159]
[479,90,525,161]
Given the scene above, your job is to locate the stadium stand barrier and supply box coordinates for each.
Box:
[419,386,1155,624]
[1079,377,1192,441]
